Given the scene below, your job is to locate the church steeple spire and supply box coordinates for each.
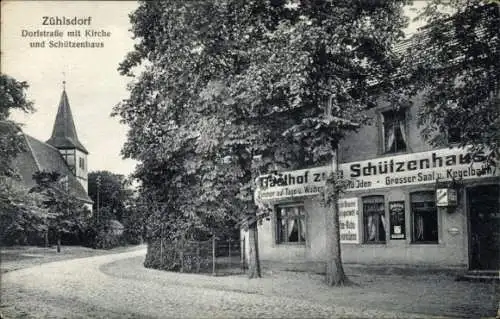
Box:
[46,87,88,154]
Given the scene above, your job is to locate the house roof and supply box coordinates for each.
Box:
[46,90,88,154]
[393,5,494,63]
[12,131,92,204]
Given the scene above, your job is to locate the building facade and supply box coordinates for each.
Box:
[244,95,499,271]
[10,87,92,208]
[46,89,89,193]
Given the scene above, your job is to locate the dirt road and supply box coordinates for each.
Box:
[1,247,497,318]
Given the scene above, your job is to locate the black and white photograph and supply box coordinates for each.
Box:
[1,1,499,318]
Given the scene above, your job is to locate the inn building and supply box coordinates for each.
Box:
[243,93,499,272]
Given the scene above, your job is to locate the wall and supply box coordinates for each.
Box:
[74,149,88,193]
[249,198,328,263]
[337,183,468,268]
[250,183,469,268]
[84,203,93,214]
[339,93,432,164]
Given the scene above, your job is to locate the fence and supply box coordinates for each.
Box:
[150,237,245,275]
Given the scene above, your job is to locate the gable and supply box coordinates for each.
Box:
[12,134,93,204]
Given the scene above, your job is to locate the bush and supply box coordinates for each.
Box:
[144,238,215,273]
[123,231,142,245]
[0,208,46,246]
[144,239,181,270]
[82,220,126,249]
[93,229,125,249]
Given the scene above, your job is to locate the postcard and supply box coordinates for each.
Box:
[1,1,498,318]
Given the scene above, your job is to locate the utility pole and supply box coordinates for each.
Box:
[96,175,101,223]
[45,215,49,248]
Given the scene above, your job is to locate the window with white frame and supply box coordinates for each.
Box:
[276,205,306,244]
[411,192,438,243]
[363,196,386,243]
[382,109,407,153]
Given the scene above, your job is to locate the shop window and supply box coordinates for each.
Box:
[411,192,438,243]
[276,205,306,244]
[363,196,386,243]
[382,109,407,153]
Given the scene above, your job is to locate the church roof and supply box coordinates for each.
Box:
[9,128,92,204]
[46,90,88,154]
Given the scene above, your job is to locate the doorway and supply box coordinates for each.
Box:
[468,185,500,270]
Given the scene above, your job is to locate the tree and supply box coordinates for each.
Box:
[0,181,47,245]
[0,74,37,245]
[115,1,409,284]
[0,74,34,179]
[223,0,409,285]
[116,1,309,277]
[87,171,141,247]
[30,171,87,252]
[400,0,499,157]
[121,189,146,244]
[0,74,34,121]
[88,171,132,222]
[115,1,276,275]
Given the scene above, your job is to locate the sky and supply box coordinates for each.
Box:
[1,1,427,178]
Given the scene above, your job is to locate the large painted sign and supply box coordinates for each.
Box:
[339,198,359,244]
[258,166,328,200]
[257,147,498,200]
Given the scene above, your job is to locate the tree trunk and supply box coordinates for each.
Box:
[240,236,246,271]
[56,232,61,253]
[325,147,348,286]
[247,219,261,278]
[325,194,348,285]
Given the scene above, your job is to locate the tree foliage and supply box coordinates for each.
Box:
[86,171,141,247]
[115,0,409,281]
[400,0,499,150]
[0,180,46,245]
[88,171,132,221]
[0,74,38,245]
[30,171,88,250]
[0,74,34,179]
[0,74,34,121]
[120,191,146,244]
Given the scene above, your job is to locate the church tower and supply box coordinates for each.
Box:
[46,86,89,192]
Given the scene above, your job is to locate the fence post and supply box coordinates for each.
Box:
[180,240,184,273]
[160,224,164,268]
[228,238,232,258]
[212,235,216,276]
[196,241,201,273]
[160,237,164,268]
[241,236,246,271]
